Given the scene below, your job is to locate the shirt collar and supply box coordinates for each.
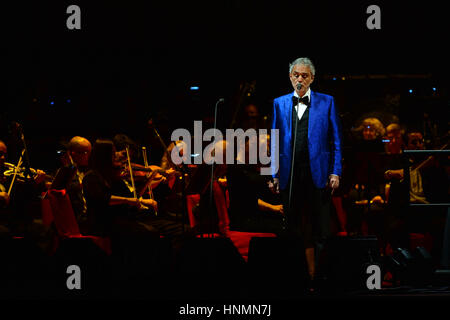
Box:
[293,88,311,99]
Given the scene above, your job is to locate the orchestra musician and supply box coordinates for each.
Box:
[0,140,9,204]
[83,138,191,250]
[0,138,52,248]
[383,130,449,265]
[62,136,92,233]
[227,134,285,234]
[157,140,192,223]
[0,140,11,238]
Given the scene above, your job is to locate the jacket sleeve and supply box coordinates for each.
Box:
[271,99,279,179]
[329,97,343,177]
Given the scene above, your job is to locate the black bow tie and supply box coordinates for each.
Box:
[293,95,310,106]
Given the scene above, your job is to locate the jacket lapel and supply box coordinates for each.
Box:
[285,92,295,140]
[308,90,316,140]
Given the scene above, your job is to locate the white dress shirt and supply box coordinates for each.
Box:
[293,88,311,120]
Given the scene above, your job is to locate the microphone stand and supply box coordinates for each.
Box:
[208,98,224,238]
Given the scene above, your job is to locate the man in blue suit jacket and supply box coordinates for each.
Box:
[271,57,342,281]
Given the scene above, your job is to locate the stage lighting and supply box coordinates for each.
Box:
[190,86,199,90]
[50,101,55,105]
[408,89,413,93]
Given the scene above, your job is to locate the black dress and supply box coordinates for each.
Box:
[83,170,191,248]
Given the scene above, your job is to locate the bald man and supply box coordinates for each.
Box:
[0,140,10,207]
[64,136,92,231]
[68,136,92,169]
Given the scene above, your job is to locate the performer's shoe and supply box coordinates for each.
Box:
[307,276,327,295]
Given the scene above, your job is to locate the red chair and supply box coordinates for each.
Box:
[186,194,201,229]
[41,189,111,255]
[186,181,276,262]
[409,232,433,253]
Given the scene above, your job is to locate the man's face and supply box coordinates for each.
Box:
[245,104,259,118]
[407,133,425,150]
[115,149,127,164]
[289,64,314,97]
[363,126,377,140]
[0,142,7,168]
[70,142,92,167]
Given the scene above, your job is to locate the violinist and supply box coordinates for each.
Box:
[113,133,174,197]
[112,134,191,230]
[0,140,12,238]
[62,136,92,232]
[156,140,191,222]
[0,140,10,207]
[82,139,156,237]
[83,139,190,250]
[0,139,50,244]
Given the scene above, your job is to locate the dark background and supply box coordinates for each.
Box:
[1,1,449,170]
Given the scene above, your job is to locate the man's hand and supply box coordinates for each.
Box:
[0,192,10,206]
[328,174,340,193]
[34,169,47,185]
[130,197,142,208]
[217,177,227,188]
[370,195,385,205]
[384,169,404,180]
[165,168,176,177]
[140,198,158,211]
[268,178,280,194]
[270,204,284,215]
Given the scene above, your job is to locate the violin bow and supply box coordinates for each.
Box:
[7,149,25,196]
[414,141,449,172]
[125,146,138,200]
[142,146,158,215]
[14,122,33,179]
[148,118,169,158]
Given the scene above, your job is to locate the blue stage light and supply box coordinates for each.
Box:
[408,89,413,93]
[50,101,55,105]
[190,86,199,90]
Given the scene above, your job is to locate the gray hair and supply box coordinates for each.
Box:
[289,57,316,76]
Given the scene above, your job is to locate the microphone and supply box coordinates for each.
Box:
[296,83,302,91]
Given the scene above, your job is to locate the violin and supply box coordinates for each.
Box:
[2,161,53,194]
[116,161,179,181]
[3,162,52,181]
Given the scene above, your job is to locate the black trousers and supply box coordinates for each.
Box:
[282,163,332,253]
